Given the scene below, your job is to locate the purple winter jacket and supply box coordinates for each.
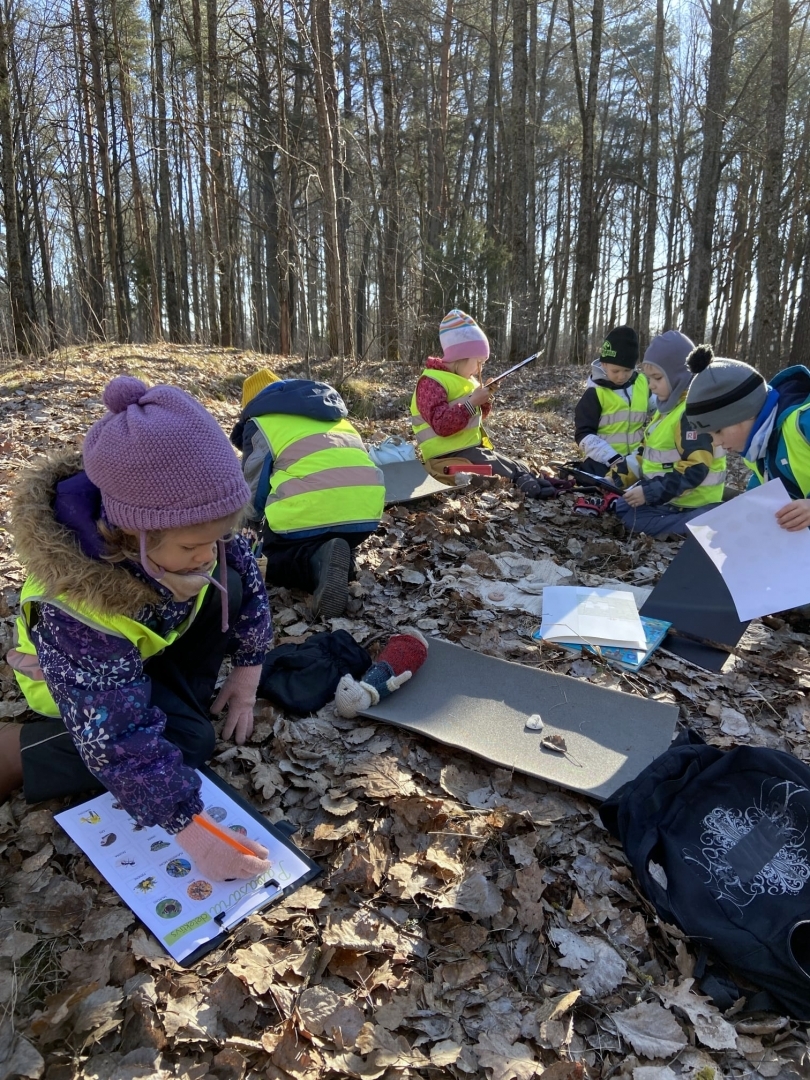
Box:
[11,453,272,832]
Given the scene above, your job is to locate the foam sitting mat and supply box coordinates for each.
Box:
[382,460,467,505]
[358,638,678,800]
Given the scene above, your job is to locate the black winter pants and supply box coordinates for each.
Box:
[19,568,242,804]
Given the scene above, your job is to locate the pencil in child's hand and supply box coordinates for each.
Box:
[193,813,257,857]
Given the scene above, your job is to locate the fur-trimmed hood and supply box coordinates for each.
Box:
[11,451,162,618]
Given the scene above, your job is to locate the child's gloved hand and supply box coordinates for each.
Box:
[211,664,262,744]
[175,816,270,881]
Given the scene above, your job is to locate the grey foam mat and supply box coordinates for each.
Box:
[382,460,466,505]
[360,638,678,800]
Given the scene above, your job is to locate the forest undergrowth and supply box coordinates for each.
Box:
[0,344,808,1080]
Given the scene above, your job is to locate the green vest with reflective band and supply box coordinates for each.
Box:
[744,402,810,495]
[410,368,488,461]
[595,374,649,457]
[13,576,209,717]
[641,399,727,509]
[255,414,384,536]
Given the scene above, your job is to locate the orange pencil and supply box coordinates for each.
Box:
[193,814,257,857]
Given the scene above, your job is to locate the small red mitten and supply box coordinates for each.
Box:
[375,631,428,677]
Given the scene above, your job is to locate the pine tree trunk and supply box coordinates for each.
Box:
[373,0,401,363]
[790,202,810,366]
[567,0,604,363]
[750,0,791,375]
[311,0,346,362]
[73,0,105,337]
[682,0,741,341]
[509,0,531,361]
[84,0,127,341]
[639,0,664,347]
[207,0,234,347]
[0,7,38,354]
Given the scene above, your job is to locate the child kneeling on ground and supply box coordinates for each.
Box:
[231,370,385,619]
[573,325,649,476]
[410,309,557,498]
[685,348,810,531]
[607,331,727,537]
[1,377,273,881]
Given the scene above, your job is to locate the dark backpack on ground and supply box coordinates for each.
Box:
[600,730,810,1018]
[258,630,371,715]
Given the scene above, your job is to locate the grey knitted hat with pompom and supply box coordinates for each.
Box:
[684,345,768,432]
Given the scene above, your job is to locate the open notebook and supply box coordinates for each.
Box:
[538,586,647,650]
[55,768,320,965]
[533,615,671,672]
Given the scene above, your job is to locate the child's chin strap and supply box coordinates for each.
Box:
[139,530,165,581]
[138,533,230,633]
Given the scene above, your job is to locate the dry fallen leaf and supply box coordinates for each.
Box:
[612,1000,689,1058]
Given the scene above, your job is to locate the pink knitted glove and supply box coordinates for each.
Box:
[175,816,270,881]
[211,664,262,744]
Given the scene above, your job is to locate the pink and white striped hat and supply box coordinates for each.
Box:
[439,309,490,364]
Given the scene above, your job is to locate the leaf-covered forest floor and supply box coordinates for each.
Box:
[1,344,809,1080]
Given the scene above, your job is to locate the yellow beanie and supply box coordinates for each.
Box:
[241,368,281,408]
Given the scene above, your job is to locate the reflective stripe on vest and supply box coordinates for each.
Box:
[641,400,727,509]
[13,575,209,717]
[255,413,384,535]
[409,369,486,460]
[744,402,810,496]
[595,375,649,456]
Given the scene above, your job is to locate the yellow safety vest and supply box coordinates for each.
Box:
[410,368,489,461]
[595,375,649,457]
[641,399,726,509]
[256,414,384,536]
[14,576,209,717]
[744,402,810,495]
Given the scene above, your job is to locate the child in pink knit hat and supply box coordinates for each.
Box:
[2,376,273,881]
[410,310,557,498]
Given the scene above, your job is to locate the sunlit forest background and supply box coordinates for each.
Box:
[0,0,807,372]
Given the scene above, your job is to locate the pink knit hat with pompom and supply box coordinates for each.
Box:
[83,376,250,532]
[439,310,490,364]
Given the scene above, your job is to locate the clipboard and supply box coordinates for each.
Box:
[561,465,625,495]
[486,350,541,386]
[55,766,321,965]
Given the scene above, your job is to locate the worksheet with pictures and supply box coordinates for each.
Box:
[55,771,319,964]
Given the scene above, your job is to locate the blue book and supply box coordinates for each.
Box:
[532,615,672,673]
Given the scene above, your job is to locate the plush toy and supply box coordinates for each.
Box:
[334,630,429,718]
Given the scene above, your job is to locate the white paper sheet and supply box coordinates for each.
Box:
[686,478,810,620]
[539,586,647,649]
[56,773,314,963]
